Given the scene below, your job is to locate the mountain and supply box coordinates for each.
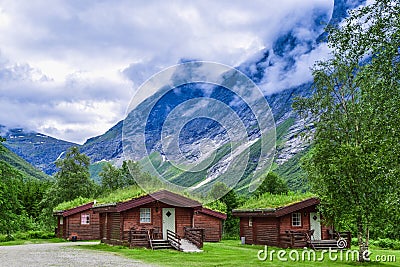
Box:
[1,126,78,175]
[0,142,50,181]
[0,0,366,191]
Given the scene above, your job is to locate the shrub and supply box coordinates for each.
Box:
[352,237,400,250]
[373,238,400,250]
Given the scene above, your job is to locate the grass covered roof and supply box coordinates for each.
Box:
[237,191,316,210]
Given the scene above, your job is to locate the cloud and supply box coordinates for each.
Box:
[0,0,334,143]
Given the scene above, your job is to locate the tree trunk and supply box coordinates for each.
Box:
[357,218,365,262]
[365,224,370,261]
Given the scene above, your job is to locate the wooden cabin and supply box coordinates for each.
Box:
[54,202,100,240]
[92,190,226,248]
[232,197,349,249]
[194,208,226,242]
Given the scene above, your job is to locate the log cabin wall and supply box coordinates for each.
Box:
[175,207,193,237]
[55,216,62,238]
[99,213,106,240]
[253,217,280,246]
[278,206,315,235]
[109,212,121,241]
[193,212,222,242]
[239,217,254,244]
[120,202,193,241]
[65,210,100,240]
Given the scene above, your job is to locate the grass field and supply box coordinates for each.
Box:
[80,240,400,267]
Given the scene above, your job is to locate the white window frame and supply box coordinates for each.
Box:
[292,212,301,227]
[60,217,63,225]
[248,217,253,227]
[81,214,90,225]
[140,208,151,223]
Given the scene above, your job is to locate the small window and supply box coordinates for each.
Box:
[60,217,63,225]
[292,212,301,227]
[248,217,253,227]
[140,208,151,223]
[81,214,90,225]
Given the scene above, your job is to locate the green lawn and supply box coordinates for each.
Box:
[79,240,400,267]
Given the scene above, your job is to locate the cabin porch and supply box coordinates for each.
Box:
[280,230,352,250]
[127,226,204,252]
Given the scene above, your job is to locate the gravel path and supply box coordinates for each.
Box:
[0,242,156,267]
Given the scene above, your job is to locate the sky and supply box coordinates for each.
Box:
[0,0,335,144]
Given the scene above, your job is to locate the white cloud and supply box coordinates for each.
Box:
[0,0,334,143]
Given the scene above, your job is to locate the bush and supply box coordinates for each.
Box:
[5,231,55,241]
[222,233,240,240]
[351,237,400,250]
[0,234,15,242]
[372,238,400,250]
[13,232,29,240]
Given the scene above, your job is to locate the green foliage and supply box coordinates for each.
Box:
[49,146,97,205]
[239,191,315,210]
[0,158,49,234]
[89,161,108,183]
[96,185,145,204]
[293,1,400,260]
[0,160,24,234]
[54,196,92,211]
[204,200,227,214]
[351,238,400,250]
[253,172,288,196]
[99,162,123,191]
[0,231,57,243]
[274,148,309,192]
[371,239,400,250]
[208,182,241,237]
[0,143,50,181]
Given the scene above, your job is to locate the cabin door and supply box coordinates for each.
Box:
[310,212,321,240]
[162,208,176,239]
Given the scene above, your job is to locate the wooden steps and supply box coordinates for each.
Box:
[310,240,343,250]
[151,239,172,250]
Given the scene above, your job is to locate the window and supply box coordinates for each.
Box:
[140,208,151,223]
[60,217,63,225]
[81,214,90,225]
[292,212,301,227]
[248,217,253,227]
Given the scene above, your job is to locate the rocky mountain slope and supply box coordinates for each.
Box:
[0,0,366,191]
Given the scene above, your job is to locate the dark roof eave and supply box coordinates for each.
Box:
[116,190,202,212]
[198,208,227,220]
[63,202,94,217]
[232,198,320,217]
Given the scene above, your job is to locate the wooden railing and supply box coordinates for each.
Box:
[279,230,308,248]
[147,230,153,249]
[335,231,352,249]
[167,230,181,251]
[128,229,150,248]
[184,227,204,248]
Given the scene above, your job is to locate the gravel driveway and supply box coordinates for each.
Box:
[0,242,156,267]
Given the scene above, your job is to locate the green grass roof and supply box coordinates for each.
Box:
[54,196,92,211]
[237,191,316,210]
[54,186,146,211]
[95,186,147,205]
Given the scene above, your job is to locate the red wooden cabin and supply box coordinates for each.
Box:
[91,190,226,248]
[54,202,100,240]
[194,208,226,242]
[232,198,349,249]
